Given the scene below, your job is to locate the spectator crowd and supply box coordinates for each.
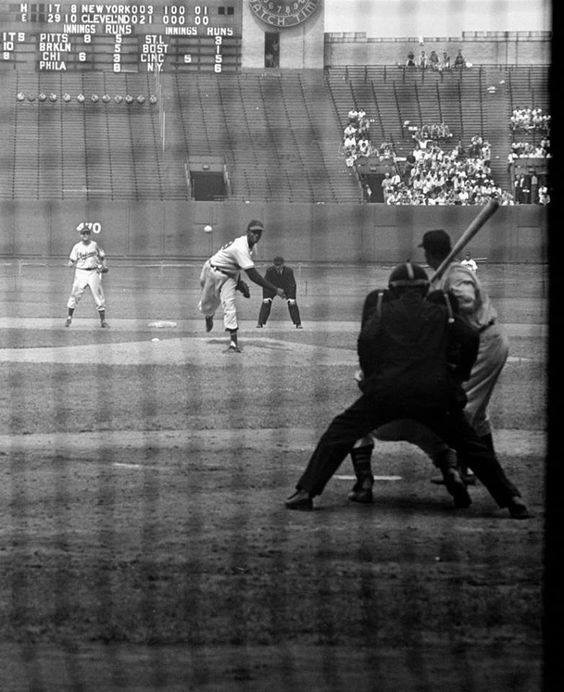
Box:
[341,93,550,206]
[381,134,512,206]
[510,107,550,133]
[404,47,468,71]
[343,108,373,167]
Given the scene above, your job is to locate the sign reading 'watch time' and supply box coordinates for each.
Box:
[249,1,321,28]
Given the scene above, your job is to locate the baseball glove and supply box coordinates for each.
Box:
[236,279,250,299]
[97,264,109,274]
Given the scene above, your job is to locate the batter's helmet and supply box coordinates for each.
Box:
[418,229,451,254]
[388,262,429,292]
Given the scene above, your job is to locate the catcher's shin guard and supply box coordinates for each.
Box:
[258,299,272,326]
[349,444,375,503]
[288,301,302,326]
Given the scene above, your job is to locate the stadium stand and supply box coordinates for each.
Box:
[1,65,550,204]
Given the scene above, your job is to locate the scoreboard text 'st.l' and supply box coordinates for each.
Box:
[0,2,243,72]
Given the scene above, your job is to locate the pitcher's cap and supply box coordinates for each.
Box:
[247,220,264,232]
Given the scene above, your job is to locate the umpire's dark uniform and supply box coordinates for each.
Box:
[287,263,528,518]
[257,257,302,328]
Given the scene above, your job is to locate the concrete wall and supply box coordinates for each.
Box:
[325,33,551,67]
[0,201,548,265]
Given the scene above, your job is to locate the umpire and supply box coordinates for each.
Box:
[285,262,530,519]
[256,256,303,328]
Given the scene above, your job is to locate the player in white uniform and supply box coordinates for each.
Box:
[460,251,478,273]
[198,220,286,352]
[65,223,109,328]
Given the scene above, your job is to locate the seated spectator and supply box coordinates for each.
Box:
[357,138,371,157]
[344,122,357,138]
[538,186,550,205]
[440,50,451,70]
[454,49,466,68]
[406,51,416,67]
[429,50,439,70]
[419,50,428,69]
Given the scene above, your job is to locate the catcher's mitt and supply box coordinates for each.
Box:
[97,265,109,274]
[236,279,250,299]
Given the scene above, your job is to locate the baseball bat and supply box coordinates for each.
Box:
[430,199,499,283]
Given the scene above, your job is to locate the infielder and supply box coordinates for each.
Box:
[198,220,286,352]
[256,256,302,328]
[65,223,109,328]
[349,228,509,500]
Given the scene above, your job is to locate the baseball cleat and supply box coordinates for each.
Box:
[296,324,303,329]
[285,489,313,511]
[256,324,263,328]
[225,344,242,353]
[65,318,72,327]
[442,468,472,508]
[100,321,109,328]
[507,496,532,519]
[348,479,374,504]
[205,316,213,332]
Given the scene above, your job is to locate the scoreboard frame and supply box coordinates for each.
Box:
[1,2,243,73]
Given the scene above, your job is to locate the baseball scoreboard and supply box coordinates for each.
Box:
[0,2,243,72]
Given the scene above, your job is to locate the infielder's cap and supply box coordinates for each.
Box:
[388,261,429,288]
[247,220,264,233]
[273,256,284,265]
[418,229,451,253]
[76,222,91,233]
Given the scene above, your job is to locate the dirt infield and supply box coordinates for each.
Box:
[0,263,548,690]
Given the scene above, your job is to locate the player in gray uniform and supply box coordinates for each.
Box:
[198,220,286,352]
[65,223,109,328]
[349,229,509,501]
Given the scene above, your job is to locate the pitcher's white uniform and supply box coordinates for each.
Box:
[198,235,256,331]
[67,238,106,313]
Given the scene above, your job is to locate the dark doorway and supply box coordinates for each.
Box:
[265,32,280,68]
[190,172,226,201]
[363,173,385,203]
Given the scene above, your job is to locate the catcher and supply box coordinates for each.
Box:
[65,222,109,328]
[198,220,286,352]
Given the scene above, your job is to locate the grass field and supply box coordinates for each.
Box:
[0,261,548,690]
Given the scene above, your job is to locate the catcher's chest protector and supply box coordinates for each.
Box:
[358,292,451,404]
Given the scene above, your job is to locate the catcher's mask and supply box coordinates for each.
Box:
[388,261,429,297]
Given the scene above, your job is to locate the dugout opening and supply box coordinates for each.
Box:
[187,157,230,201]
